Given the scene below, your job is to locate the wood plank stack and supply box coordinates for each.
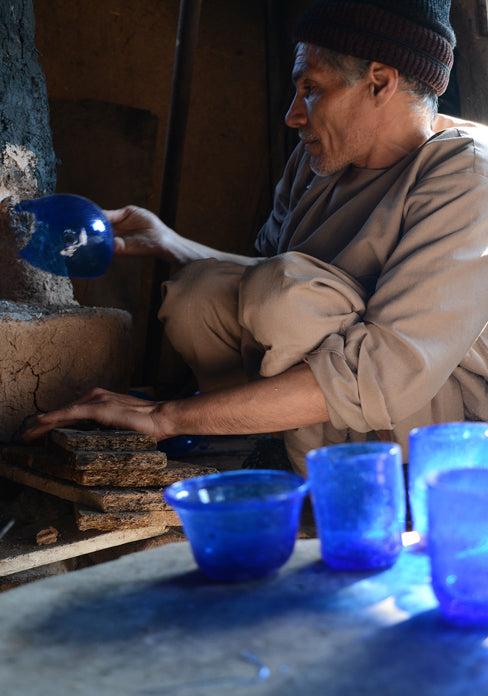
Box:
[0,428,218,532]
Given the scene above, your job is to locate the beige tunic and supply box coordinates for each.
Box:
[161,123,488,471]
[255,126,488,456]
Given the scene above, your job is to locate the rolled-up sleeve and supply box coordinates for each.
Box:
[307,145,488,432]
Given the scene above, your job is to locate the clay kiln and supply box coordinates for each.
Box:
[0,1,133,443]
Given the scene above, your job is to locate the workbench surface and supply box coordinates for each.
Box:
[1,538,487,696]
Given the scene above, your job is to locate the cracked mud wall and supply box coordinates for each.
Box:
[0,1,134,442]
[0,0,75,307]
[0,303,133,442]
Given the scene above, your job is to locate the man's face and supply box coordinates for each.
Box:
[285,44,378,176]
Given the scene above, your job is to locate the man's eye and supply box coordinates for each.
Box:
[304,84,316,96]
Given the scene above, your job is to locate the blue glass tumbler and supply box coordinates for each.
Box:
[164,469,310,582]
[427,468,488,625]
[306,442,405,571]
[409,422,488,540]
[16,193,114,278]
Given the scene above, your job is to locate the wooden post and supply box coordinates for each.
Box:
[143,0,203,387]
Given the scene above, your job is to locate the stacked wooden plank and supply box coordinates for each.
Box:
[0,428,218,532]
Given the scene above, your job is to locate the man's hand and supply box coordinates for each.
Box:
[104,205,173,259]
[23,365,329,445]
[104,204,259,267]
[23,388,170,442]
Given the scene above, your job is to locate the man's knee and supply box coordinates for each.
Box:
[239,251,367,359]
[159,259,244,323]
[239,254,310,339]
[158,258,246,353]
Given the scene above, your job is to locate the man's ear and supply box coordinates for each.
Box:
[368,62,399,104]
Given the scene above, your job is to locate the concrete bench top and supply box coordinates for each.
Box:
[1,538,487,696]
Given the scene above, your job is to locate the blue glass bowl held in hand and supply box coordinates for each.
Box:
[15,193,114,278]
[164,469,310,582]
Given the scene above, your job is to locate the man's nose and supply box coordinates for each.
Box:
[285,93,307,129]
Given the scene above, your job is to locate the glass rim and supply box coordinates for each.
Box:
[409,421,488,441]
[164,468,309,510]
[306,441,401,464]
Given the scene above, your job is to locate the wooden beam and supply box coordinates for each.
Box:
[144,0,203,386]
[0,525,170,578]
[477,0,488,36]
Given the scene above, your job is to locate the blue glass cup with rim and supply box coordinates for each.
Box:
[306,442,405,571]
[164,469,310,582]
[409,422,488,541]
[427,467,488,625]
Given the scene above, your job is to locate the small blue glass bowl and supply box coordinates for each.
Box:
[164,469,309,582]
[16,193,114,278]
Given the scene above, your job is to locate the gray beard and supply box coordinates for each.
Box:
[309,157,348,178]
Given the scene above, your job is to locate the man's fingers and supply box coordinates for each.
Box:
[22,397,104,441]
[103,206,136,224]
[23,416,79,441]
[113,237,126,254]
[22,389,165,443]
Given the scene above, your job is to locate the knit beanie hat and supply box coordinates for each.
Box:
[294,0,455,95]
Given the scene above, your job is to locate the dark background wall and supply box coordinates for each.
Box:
[31,0,485,393]
[32,0,310,392]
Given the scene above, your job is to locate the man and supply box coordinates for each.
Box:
[25,0,488,474]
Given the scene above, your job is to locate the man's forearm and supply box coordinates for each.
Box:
[164,229,264,267]
[159,363,329,438]
[23,363,329,443]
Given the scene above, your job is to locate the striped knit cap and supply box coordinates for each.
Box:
[294,0,455,95]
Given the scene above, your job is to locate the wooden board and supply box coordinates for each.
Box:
[58,460,219,487]
[74,506,181,531]
[65,449,168,469]
[3,445,168,471]
[0,460,168,512]
[0,457,218,496]
[150,461,220,485]
[0,525,171,578]
[23,460,170,488]
[2,446,170,486]
[50,427,159,451]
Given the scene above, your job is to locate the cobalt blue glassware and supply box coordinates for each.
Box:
[427,468,488,625]
[409,422,488,540]
[158,434,204,457]
[306,442,405,571]
[164,469,310,582]
[16,193,114,278]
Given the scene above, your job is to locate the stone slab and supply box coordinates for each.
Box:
[74,505,180,531]
[3,444,168,470]
[0,460,169,512]
[1,540,487,696]
[2,446,168,486]
[1,447,218,486]
[50,427,159,452]
[65,449,168,469]
[18,463,168,487]
[53,460,219,487]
